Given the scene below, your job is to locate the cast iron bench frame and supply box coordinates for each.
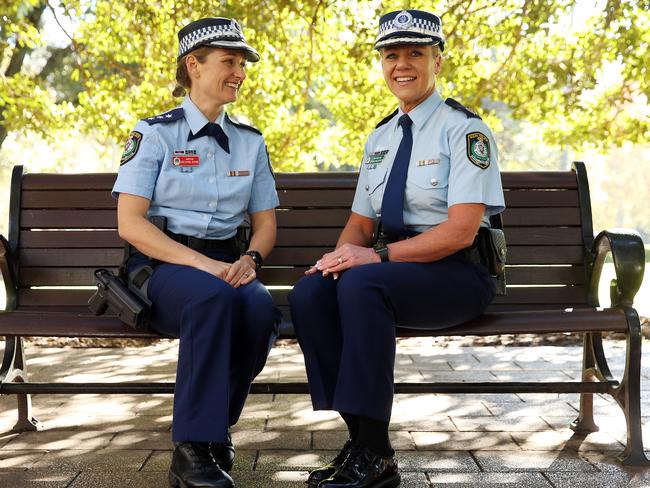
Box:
[0,163,647,465]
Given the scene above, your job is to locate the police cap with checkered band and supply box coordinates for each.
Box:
[374,9,445,52]
[177,17,260,62]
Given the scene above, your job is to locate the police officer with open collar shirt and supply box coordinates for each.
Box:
[289,9,505,488]
[113,17,281,488]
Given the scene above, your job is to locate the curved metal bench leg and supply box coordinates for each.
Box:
[571,332,600,433]
[0,336,41,432]
[613,309,649,466]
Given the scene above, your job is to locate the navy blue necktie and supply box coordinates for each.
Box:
[188,122,230,154]
[381,114,413,236]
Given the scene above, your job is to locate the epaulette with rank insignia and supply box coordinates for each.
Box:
[375,109,398,129]
[142,108,184,125]
[444,98,482,120]
[226,114,262,135]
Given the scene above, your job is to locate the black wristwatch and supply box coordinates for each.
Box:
[242,250,263,269]
[375,246,390,262]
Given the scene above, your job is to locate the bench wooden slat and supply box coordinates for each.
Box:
[20,207,581,230]
[17,245,585,268]
[20,188,580,211]
[20,230,124,249]
[20,249,123,267]
[266,286,587,306]
[21,171,579,191]
[0,308,624,338]
[17,264,587,307]
[19,227,584,250]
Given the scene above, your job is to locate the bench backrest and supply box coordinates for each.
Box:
[7,164,594,319]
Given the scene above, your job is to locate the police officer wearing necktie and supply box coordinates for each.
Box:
[113,17,281,488]
[289,9,505,488]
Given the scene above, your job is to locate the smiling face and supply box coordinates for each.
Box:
[380,44,442,113]
[187,48,247,109]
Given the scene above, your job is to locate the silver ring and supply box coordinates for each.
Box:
[337,256,343,265]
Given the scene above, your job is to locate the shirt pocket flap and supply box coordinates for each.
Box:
[365,165,389,195]
[408,164,449,190]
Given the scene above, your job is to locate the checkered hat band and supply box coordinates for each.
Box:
[179,25,244,57]
[375,36,437,49]
[377,18,442,39]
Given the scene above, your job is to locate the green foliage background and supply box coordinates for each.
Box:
[2,0,649,172]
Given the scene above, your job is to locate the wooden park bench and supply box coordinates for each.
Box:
[0,162,647,465]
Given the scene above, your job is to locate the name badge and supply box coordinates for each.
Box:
[227,170,250,177]
[173,150,200,167]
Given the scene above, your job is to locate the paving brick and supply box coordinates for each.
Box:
[0,470,78,487]
[485,401,579,417]
[4,430,114,450]
[228,469,308,487]
[511,430,625,452]
[398,450,479,472]
[411,431,520,451]
[233,430,311,450]
[313,430,415,450]
[31,449,149,471]
[473,450,596,472]
[425,472,553,487]
[544,472,640,488]
[389,414,457,432]
[106,431,171,450]
[0,449,47,470]
[266,409,343,431]
[68,471,168,487]
[255,449,333,471]
[452,416,550,432]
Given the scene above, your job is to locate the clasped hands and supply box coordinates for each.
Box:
[306,243,380,279]
[197,254,256,288]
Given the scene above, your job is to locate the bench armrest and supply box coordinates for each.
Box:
[587,229,645,308]
[0,234,18,311]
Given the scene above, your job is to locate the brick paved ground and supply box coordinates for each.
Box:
[1,338,650,487]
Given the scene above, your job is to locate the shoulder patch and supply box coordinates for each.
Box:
[445,98,482,120]
[120,131,143,166]
[375,109,398,129]
[142,108,184,125]
[226,114,262,135]
[466,132,490,169]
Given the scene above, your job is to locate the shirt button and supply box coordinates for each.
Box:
[209,177,215,183]
[208,202,215,207]
[430,178,438,187]
[207,153,213,158]
[203,215,209,220]
[365,185,369,191]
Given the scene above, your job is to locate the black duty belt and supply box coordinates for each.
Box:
[376,231,482,266]
[166,231,238,252]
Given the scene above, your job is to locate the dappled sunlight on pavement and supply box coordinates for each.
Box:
[1,339,650,486]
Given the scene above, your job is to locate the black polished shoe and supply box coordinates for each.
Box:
[210,433,235,472]
[168,442,234,488]
[307,439,356,487]
[317,445,400,488]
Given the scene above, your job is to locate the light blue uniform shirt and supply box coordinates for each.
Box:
[113,97,279,239]
[352,90,505,233]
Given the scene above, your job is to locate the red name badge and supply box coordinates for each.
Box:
[172,155,200,167]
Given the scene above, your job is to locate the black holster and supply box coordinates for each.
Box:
[87,216,167,330]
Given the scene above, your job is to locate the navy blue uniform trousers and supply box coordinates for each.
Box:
[288,252,495,422]
[139,250,281,443]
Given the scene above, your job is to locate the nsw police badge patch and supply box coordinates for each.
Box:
[120,131,143,165]
[466,132,490,169]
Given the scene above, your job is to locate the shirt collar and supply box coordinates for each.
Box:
[182,96,226,135]
[395,90,443,131]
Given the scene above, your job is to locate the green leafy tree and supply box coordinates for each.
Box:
[1,0,649,170]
